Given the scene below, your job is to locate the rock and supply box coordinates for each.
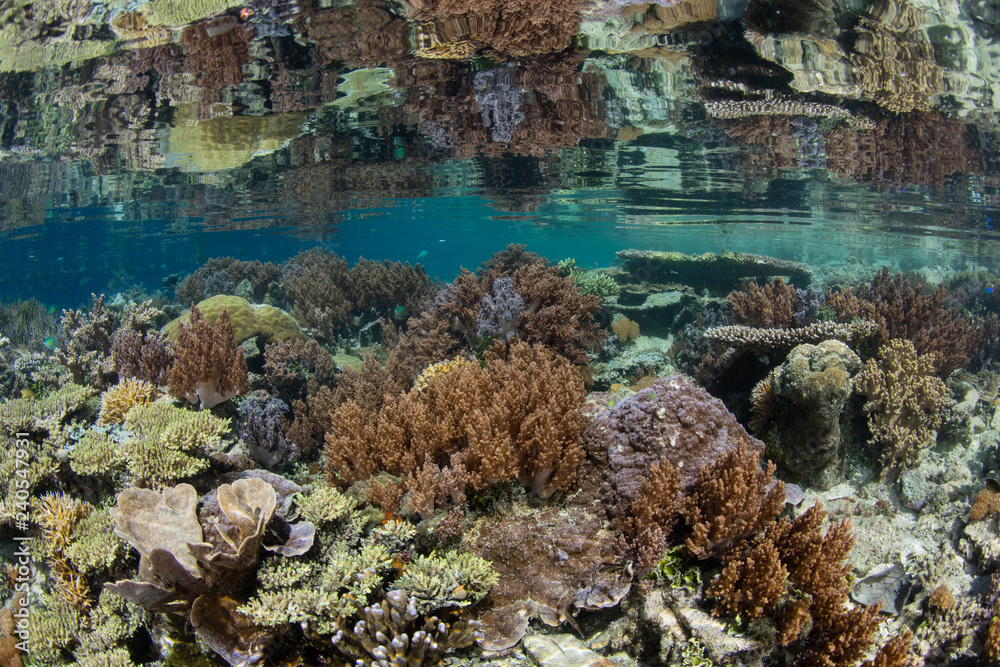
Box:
[522,634,615,667]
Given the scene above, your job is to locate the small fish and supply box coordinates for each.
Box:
[240,6,255,20]
[20,388,36,399]
[417,250,428,259]
[393,305,407,319]
[43,337,57,350]
[986,287,995,294]
[47,305,56,314]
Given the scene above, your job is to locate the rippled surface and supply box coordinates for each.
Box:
[1,0,999,304]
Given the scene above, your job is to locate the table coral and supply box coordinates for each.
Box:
[167,303,249,409]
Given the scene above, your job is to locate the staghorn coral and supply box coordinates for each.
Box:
[327,341,585,514]
[707,537,787,619]
[168,304,249,409]
[854,339,950,476]
[97,377,155,426]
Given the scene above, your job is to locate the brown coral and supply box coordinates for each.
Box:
[167,305,249,409]
[681,439,786,560]
[326,341,586,514]
[827,268,978,375]
[854,339,950,475]
[728,277,798,328]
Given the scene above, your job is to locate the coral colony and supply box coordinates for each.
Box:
[1,243,999,667]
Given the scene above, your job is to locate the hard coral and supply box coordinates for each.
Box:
[97,377,155,426]
[854,339,950,476]
[162,294,308,344]
[168,304,249,409]
[584,374,765,519]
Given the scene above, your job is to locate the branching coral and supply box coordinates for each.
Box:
[57,294,116,387]
[97,377,155,426]
[728,277,798,328]
[827,268,979,375]
[389,247,605,383]
[854,339,950,476]
[326,341,585,514]
[168,304,249,409]
[682,439,785,560]
[704,320,878,354]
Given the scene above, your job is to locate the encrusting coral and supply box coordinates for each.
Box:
[854,339,950,476]
[167,303,249,409]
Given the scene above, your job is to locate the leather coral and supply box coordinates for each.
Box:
[168,304,249,409]
[325,341,586,517]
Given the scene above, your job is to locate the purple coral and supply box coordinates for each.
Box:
[476,276,525,340]
[583,375,763,518]
[237,394,294,467]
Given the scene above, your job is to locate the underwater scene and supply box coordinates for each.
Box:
[2,0,1000,666]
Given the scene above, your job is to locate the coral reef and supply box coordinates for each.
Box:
[584,374,765,517]
[389,247,605,383]
[326,341,586,512]
[704,320,879,354]
[175,257,283,305]
[162,294,308,344]
[828,268,981,376]
[97,377,155,426]
[168,304,249,409]
[754,340,863,488]
[854,339,950,476]
[57,294,116,388]
[617,249,813,292]
[681,440,785,560]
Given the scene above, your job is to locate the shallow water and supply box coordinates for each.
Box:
[0,0,998,306]
[2,1,1000,666]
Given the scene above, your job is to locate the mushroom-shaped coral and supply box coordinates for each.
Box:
[168,304,249,409]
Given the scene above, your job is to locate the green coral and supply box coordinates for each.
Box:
[69,430,126,478]
[576,271,620,298]
[393,551,498,614]
[62,507,128,575]
[0,382,94,431]
[27,592,83,663]
[0,432,59,526]
[294,483,359,526]
[114,401,231,483]
[241,542,394,633]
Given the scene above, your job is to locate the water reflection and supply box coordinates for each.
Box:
[0,0,997,243]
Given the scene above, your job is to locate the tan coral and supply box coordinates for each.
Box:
[98,378,155,426]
